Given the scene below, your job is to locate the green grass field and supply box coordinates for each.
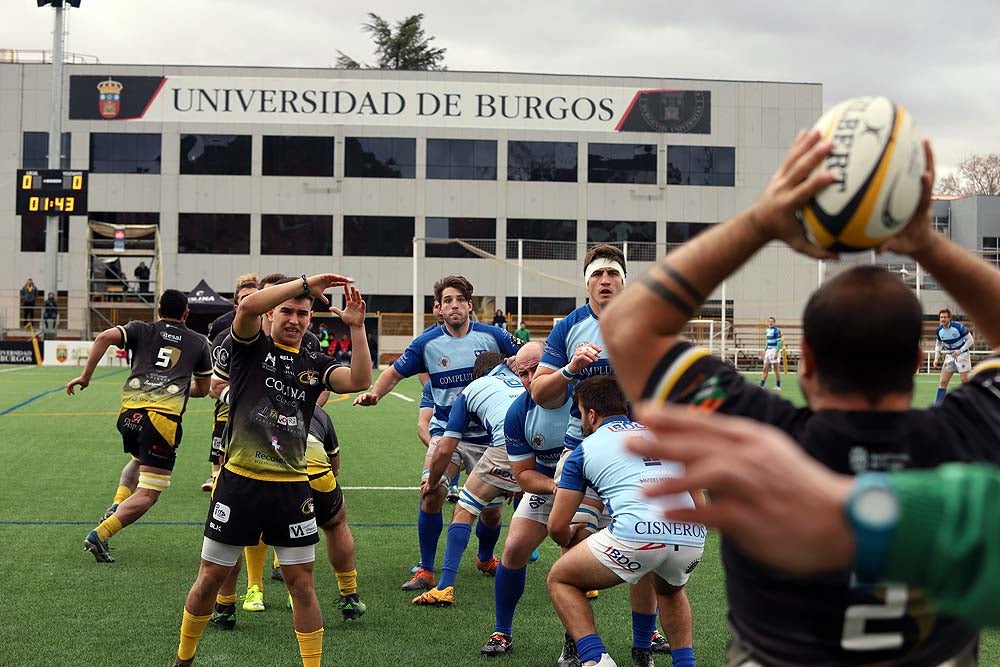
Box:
[0,367,994,666]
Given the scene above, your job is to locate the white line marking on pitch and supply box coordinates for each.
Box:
[342,486,420,490]
[389,392,415,402]
[0,366,34,373]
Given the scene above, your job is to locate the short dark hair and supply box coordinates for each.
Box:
[260,273,287,288]
[574,376,628,419]
[938,308,952,318]
[582,243,627,278]
[803,265,921,404]
[433,275,474,303]
[158,289,188,319]
[473,351,506,379]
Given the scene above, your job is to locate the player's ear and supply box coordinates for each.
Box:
[912,346,923,373]
[799,339,815,379]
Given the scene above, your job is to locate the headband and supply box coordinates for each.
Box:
[584,258,626,287]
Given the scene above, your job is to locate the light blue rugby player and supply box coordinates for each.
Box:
[549,376,704,667]
[353,276,521,592]
[415,352,525,606]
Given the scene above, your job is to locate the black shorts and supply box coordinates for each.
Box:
[204,468,319,548]
[310,471,344,526]
[117,408,183,471]
[208,418,227,464]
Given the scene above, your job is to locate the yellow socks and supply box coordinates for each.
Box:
[113,485,131,505]
[273,550,280,569]
[244,538,267,591]
[335,569,358,597]
[215,593,238,606]
[95,515,122,542]
[295,628,324,667]
[177,609,211,661]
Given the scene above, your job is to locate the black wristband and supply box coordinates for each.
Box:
[300,274,310,296]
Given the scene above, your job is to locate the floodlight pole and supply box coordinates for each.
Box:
[45,2,68,297]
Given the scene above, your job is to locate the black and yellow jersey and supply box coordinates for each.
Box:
[225,330,341,482]
[642,341,1000,667]
[116,320,212,417]
[306,405,339,493]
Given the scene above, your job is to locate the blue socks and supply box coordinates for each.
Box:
[576,634,606,665]
[417,508,443,572]
[437,523,472,589]
[476,518,502,562]
[936,387,947,405]
[671,647,696,667]
[632,611,657,649]
[759,379,766,387]
[494,562,526,636]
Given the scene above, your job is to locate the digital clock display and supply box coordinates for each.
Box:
[15,169,89,216]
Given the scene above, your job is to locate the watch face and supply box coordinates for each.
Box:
[855,487,900,528]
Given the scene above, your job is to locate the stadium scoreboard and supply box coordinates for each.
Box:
[15,169,89,215]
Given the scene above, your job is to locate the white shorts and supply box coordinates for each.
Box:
[424,435,488,479]
[763,348,780,365]
[471,445,521,493]
[512,491,554,524]
[941,351,972,374]
[586,528,704,586]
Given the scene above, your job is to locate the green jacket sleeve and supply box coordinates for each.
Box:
[885,463,1000,627]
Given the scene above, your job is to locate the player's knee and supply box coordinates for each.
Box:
[501,537,534,568]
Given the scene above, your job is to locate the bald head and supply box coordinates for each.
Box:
[515,341,544,390]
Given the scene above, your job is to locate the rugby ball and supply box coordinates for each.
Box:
[801,96,925,252]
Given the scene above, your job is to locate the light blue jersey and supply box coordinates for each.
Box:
[419,380,434,409]
[936,321,972,352]
[443,365,524,447]
[539,304,614,448]
[394,322,521,444]
[558,417,705,547]
[505,390,573,476]
[765,326,782,350]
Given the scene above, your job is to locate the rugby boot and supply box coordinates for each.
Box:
[591,654,618,667]
[209,603,236,630]
[476,556,500,576]
[585,589,600,600]
[270,565,284,582]
[401,567,435,591]
[339,593,367,620]
[650,631,670,654]
[84,530,114,563]
[630,647,654,667]
[482,632,513,656]
[101,503,118,521]
[558,632,581,667]
[530,548,540,562]
[411,586,455,606]
[200,477,214,492]
[172,658,194,667]
[446,484,460,503]
[242,585,265,612]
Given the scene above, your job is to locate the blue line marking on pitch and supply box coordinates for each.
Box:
[0,520,415,528]
[0,369,127,416]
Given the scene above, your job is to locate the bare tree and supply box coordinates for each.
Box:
[935,153,1000,196]
[336,13,446,71]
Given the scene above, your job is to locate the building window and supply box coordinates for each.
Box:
[344,216,414,256]
[667,146,735,186]
[23,132,71,169]
[932,215,950,237]
[20,215,69,252]
[507,141,577,182]
[587,144,657,184]
[261,214,332,255]
[505,296,577,317]
[365,294,414,313]
[344,137,416,178]
[180,135,252,175]
[983,237,1000,267]
[88,212,160,226]
[262,136,334,177]
[587,221,657,261]
[90,133,161,174]
[426,139,497,180]
[507,219,577,260]
[666,222,712,246]
[178,213,250,253]
[425,217,496,258]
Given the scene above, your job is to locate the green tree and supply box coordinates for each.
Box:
[336,13,446,71]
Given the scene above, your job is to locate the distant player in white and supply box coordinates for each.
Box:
[759,317,782,391]
[548,376,703,667]
[934,308,974,404]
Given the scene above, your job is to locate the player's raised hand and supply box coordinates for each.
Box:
[749,129,838,260]
[880,140,937,258]
[568,343,602,374]
[331,284,367,327]
[353,392,380,406]
[66,376,89,395]
[305,273,352,305]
